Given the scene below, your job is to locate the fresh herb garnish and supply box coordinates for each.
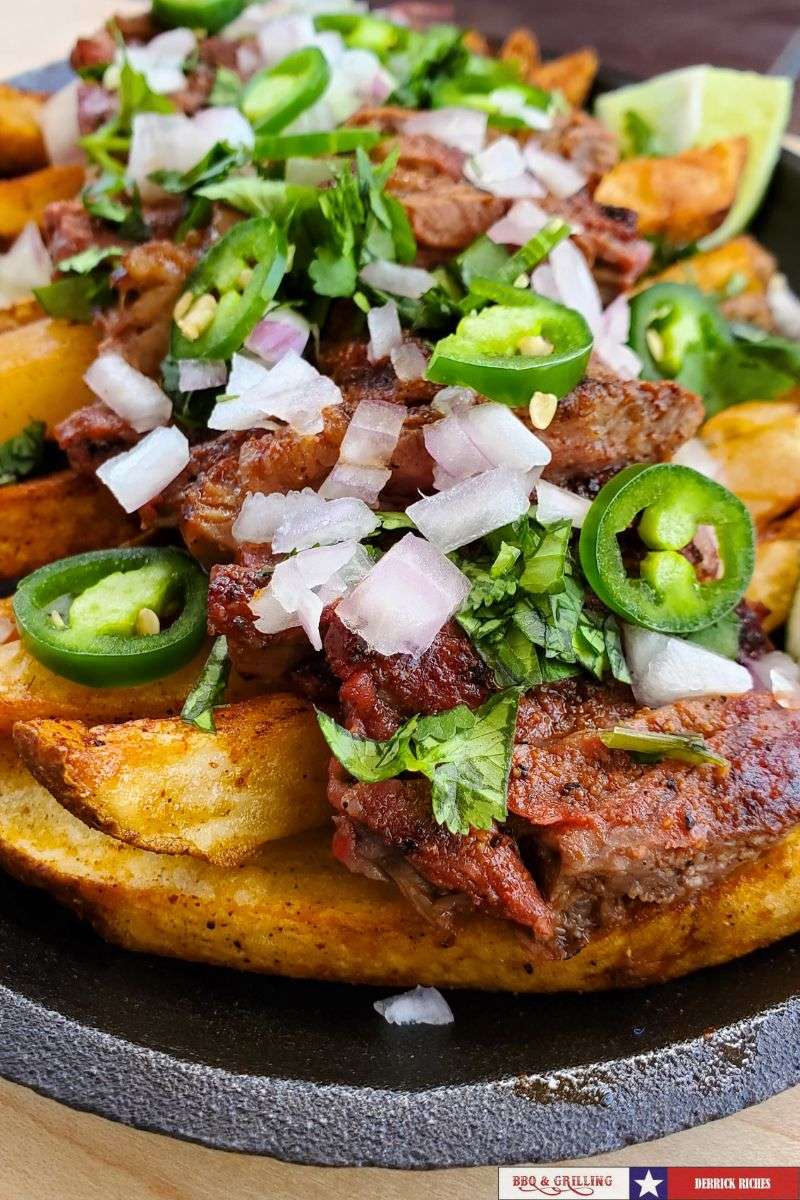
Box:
[0,420,46,486]
[83,174,152,241]
[210,67,244,108]
[621,109,661,157]
[197,176,318,221]
[598,726,729,769]
[389,24,468,108]
[81,57,174,174]
[34,244,125,322]
[181,636,231,733]
[150,141,251,195]
[453,510,631,689]
[317,688,520,835]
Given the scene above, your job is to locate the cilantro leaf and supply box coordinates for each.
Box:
[598,726,729,769]
[621,110,661,157]
[83,175,152,241]
[317,689,520,835]
[181,636,231,733]
[0,420,46,486]
[210,67,244,108]
[81,58,174,174]
[150,142,250,195]
[58,245,125,274]
[35,243,124,322]
[197,176,318,220]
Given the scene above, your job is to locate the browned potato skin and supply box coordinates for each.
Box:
[0,296,45,334]
[0,86,47,176]
[640,235,776,297]
[529,48,599,109]
[0,471,139,581]
[703,400,800,528]
[595,138,748,245]
[747,508,800,632]
[14,696,332,866]
[0,164,84,241]
[1,739,799,992]
[0,318,99,440]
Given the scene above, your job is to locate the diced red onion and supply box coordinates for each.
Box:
[209,351,341,435]
[367,301,402,363]
[245,306,310,365]
[487,199,548,246]
[319,463,391,505]
[424,403,550,489]
[390,342,427,381]
[404,107,487,155]
[374,985,454,1025]
[85,352,172,433]
[177,359,227,393]
[339,398,405,467]
[748,651,800,709]
[431,386,477,414]
[523,143,586,198]
[535,480,591,528]
[38,80,83,166]
[407,467,531,552]
[622,625,752,709]
[671,438,725,483]
[0,223,53,308]
[96,425,190,513]
[360,260,436,300]
[767,274,800,340]
[271,492,379,553]
[337,533,470,657]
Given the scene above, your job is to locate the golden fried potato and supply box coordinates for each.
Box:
[0,164,84,241]
[746,508,800,632]
[500,28,541,77]
[595,138,748,245]
[0,318,99,441]
[14,696,331,865]
[0,296,45,334]
[703,401,800,527]
[530,48,599,109]
[463,29,490,56]
[0,85,47,176]
[642,235,776,296]
[2,739,800,991]
[0,471,139,580]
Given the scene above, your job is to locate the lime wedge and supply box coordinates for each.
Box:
[595,66,793,249]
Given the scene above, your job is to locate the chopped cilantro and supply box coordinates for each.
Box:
[181,636,231,733]
[0,421,46,486]
[34,244,125,322]
[317,688,521,835]
[210,67,244,108]
[621,110,661,157]
[150,142,250,195]
[81,57,174,174]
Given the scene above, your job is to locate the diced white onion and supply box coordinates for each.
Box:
[236,488,379,552]
[407,467,532,552]
[767,274,800,340]
[38,80,83,166]
[549,237,603,334]
[671,438,725,483]
[535,480,591,528]
[245,306,310,365]
[367,300,402,363]
[374,985,454,1025]
[404,107,487,155]
[424,403,550,489]
[337,533,470,657]
[390,341,427,381]
[106,27,197,96]
[96,425,190,513]
[431,386,477,415]
[227,351,271,396]
[129,108,254,202]
[523,143,586,198]
[285,155,337,186]
[208,351,341,435]
[491,86,553,132]
[252,541,368,650]
[85,352,172,433]
[256,14,316,67]
[177,359,227,393]
[593,294,641,380]
[0,223,53,309]
[339,398,405,467]
[622,625,753,709]
[318,462,390,505]
[487,199,549,246]
[464,136,542,198]
[748,650,800,710]
[360,260,436,300]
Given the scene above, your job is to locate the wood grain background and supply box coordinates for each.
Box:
[1,3,799,1196]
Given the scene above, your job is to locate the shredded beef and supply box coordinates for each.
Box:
[56,402,138,476]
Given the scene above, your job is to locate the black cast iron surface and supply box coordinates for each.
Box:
[0,60,798,1169]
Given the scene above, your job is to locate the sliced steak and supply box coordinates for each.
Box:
[207,561,311,681]
[388,167,509,252]
[542,192,653,294]
[538,110,620,187]
[56,402,138,476]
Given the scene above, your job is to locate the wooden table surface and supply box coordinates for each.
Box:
[2,3,799,1196]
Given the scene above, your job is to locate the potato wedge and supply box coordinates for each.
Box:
[0,470,139,580]
[0,317,99,441]
[0,164,84,241]
[746,508,800,632]
[0,296,45,334]
[595,138,748,245]
[0,85,47,176]
[14,696,331,865]
[500,28,541,77]
[703,400,800,527]
[530,48,599,109]
[640,235,776,297]
[1,739,800,991]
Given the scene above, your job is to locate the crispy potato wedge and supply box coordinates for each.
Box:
[530,48,599,109]
[0,85,47,176]
[746,508,800,632]
[641,235,776,296]
[703,400,800,528]
[0,470,139,580]
[14,696,331,865]
[595,138,748,244]
[0,164,84,241]
[500,28,541,76]
[0,317,99,441]
[463,29,490,56]
[0,296,44,334]
[1,740,800,991]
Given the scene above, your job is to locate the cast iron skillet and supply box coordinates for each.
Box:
[0,60,798,1169]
